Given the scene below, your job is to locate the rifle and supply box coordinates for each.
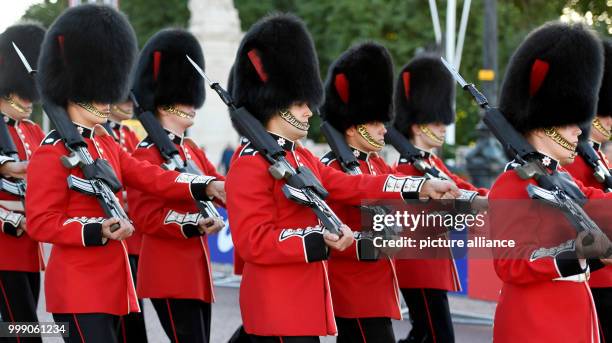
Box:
[575,141,612,192]
[442,57,612,256]
[13,42,126,232]
[319,120,399,238]
[129,91,223,222]
[385,126,479,203]
[186,55,343,235]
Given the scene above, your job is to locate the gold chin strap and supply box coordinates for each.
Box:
[3,96,28,114]
[543,127,577,158]
[357,124,384,149]
[161,105,195,119]
[419,125,445,145]
[111,105,133,117]
[77,102,110,118]
[593,117,611,140]
[279,109,310,131]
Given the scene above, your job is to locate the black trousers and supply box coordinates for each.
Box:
[228,325,251,342]
[0,271,41,343]
[592,287,612,343]
[118,255,147,343]
[248,335,319,343]
[336,317,395,343]
[53,313,119,343]
[399,288,454,343]
[151,298,211,343]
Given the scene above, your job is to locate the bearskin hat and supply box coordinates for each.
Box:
[232,13,322,124]
[321,42,394,133]
[0,23,45,102]
[393,54,455,138]
[499,22,603,133]
[597,38,611,117]
[132,29,205,111]
[37,4,137,106]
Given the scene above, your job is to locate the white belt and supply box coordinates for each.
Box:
[553,272,589,282]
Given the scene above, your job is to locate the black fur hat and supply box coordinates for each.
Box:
[132,29,205,111]
[393,54,455,138]
[597,39,611,117]
[322,42,394,133]
[0,23,45,102]
[37,4,137,106]
[232,13,322,124]
[499,22,603,133]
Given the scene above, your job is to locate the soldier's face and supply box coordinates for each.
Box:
[1,93,33,120]
[549,125,581,165]
[591,116,612,143]
[414,122,446,149]
[271,102,312,141]
[169,104,196,129]
[110,100,134,122]
[348,121,386,153]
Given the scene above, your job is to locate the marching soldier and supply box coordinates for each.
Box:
[225,13,459,342]
[0,23,46,343]
[392,54,488,343]
[319,42,401,342]
[107,96,148,343]
[563,38,612,342]
[26,5,222,342]
[128,28,225,343]
[490,22,612,342]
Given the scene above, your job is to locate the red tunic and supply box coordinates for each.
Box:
[564,141,612,288]
[225,133,426,336]
[320,148,402,320]
[26,123,214,315]
[108,120,142,255]
[394,149,488,290]
[491,154,611,343]
[0,116,45,272]
[128,132,224,303]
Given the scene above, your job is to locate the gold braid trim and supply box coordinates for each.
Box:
[3,96,28,114]
[593,117,611,140]
[544,127,577,157]
[77,102,110,118]
[419,125,445,145]
[357,124,384,149]
[279,109,310,131]
[111,105,133,117]
[161,105,195,119]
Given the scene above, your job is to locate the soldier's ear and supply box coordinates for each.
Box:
[410,124,420,138]
[345,125,357,138]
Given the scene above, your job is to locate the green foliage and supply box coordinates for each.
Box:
[120,0,190,47]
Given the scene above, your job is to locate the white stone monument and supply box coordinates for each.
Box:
[188,0,243,165]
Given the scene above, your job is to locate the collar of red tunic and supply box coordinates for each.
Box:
[532,151,559,170]
[1,113,19,127]
[109,120,121,131]
[592,140,601,152]
[269,132,295,151]
[164,128,184,145]
[348,146,370,161]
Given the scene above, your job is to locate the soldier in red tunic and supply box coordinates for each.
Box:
[128,28,225,343]
[564,38,612,342]
[392,54,488,343]
[27,5,222,342]
[490,22,612,342]
[226,14,459,342]
[318,42,401,342]
[0,23,46,343]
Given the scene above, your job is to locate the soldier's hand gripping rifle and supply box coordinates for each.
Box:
[442,57,612,257]
[13,42,126,232]
[129,91,223,223]
[575,140,612,192]
[187,55,343,235]
[320,120,399,238]
[385,126,479,205]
